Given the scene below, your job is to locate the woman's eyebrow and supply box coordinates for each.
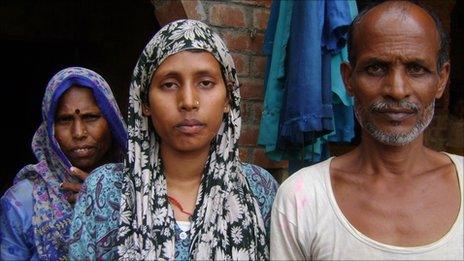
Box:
[194,69,220,77]
[157,71,181,78]
[157,69,220,78]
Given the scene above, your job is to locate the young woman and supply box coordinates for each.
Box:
[0,67,127,260]
[68,20,278,260]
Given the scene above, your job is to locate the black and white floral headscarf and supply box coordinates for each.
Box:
[117,19,268,260]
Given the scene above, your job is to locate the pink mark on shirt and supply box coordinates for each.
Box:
[295,176,305,192]
[297,196,308,210]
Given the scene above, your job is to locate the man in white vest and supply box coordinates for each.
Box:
[270,1,463,260]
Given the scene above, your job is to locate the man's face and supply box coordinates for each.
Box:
[342,5,450,146]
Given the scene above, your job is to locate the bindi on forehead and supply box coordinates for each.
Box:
[75,109,80,114]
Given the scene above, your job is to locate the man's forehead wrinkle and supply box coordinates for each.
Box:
[357,45,435,71]
[361,36,430,53]
[355,2,438,41]
[353,8,440,65]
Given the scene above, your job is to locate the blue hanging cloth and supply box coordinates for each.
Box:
[258,0,356,171]
[328,0,358,143]
[279,0,351,147]
[258,0,294,160]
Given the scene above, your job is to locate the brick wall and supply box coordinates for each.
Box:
[203,0,286,172]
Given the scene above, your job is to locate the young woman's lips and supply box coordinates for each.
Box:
[175,119,206,135]
[70,146,95,158]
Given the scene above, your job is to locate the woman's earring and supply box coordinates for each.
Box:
[143,106,150,116]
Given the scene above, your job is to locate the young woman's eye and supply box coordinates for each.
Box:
[161,82,178,90]
[199,80,214,89]
[365,64,386,76]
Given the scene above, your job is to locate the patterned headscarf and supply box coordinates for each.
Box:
[118,19,268,260]
[15,67,127,260]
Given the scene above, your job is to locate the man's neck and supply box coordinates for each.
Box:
[355,132,430,177]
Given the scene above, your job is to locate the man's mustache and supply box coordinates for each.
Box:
[369,99,420,113]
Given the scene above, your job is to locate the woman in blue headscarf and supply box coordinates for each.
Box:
[0,67,127,260]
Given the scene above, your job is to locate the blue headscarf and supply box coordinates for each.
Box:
[15,67,127,260]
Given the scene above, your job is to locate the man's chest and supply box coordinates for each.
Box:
[331,173,461,246]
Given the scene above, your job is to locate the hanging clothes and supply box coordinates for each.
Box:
[258,0,293,160]
[279,0,351,147]
[328,0,358,143]
[258,0,356,171]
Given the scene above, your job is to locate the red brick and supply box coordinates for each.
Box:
[181,0,206,21]
[231,52,249,77]
[250,55,267,78]
[250,32,265,54]
[240,78,264,100]
[232,0,272,8]
[221,31,251,53]
[242,101,263,123]
[239,147,250,162]
[154,0,187,27]
[209,4,247,28]
[240,101,251,123]
[221,30,264,54]
[252,148,288,169]
[239,125,259,146]
[251,102,263,123]
[253,8,270,30]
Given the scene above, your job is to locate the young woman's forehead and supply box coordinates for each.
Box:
[154,51,222,76]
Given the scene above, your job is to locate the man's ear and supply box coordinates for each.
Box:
[341,62,354,96]
[435,61,450,99]
[142,103,151,117]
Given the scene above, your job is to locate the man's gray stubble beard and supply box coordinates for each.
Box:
[354,99,435,146]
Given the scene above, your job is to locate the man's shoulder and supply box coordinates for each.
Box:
[444,152,463,177]
[445,152,464,164]
[278,157,332,197]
